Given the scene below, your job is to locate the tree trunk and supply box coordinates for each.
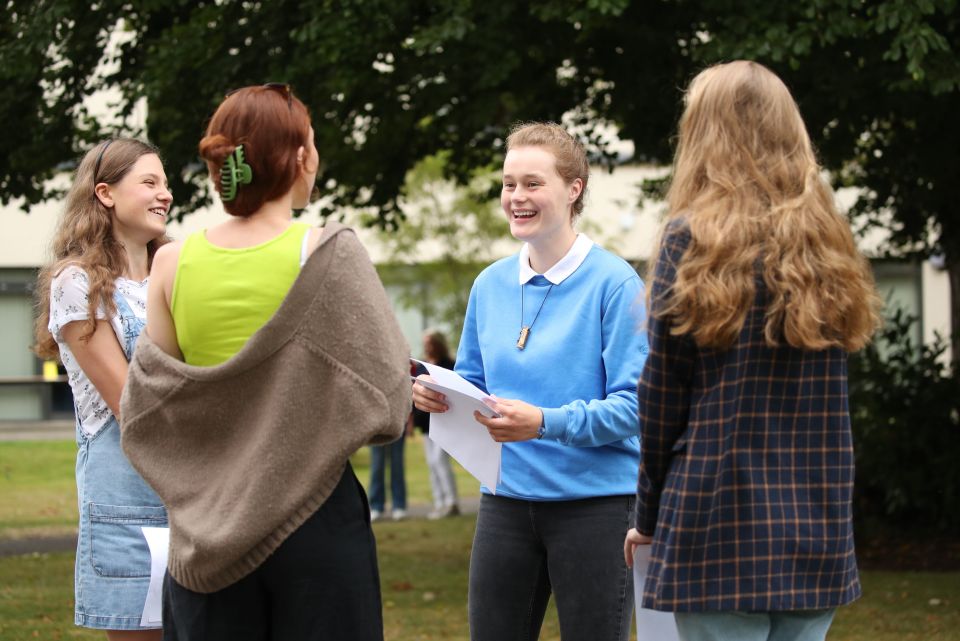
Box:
[949,259,960,372]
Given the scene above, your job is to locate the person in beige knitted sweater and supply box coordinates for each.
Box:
[120,84,410,641]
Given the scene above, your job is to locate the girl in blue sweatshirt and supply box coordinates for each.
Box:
[414,122,648,641]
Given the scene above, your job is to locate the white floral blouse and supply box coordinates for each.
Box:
[48,265,148,437]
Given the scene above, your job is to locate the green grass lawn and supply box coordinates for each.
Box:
[2,532,957,641]
[832,572,960,641]
[0,434,479,538]
[1,438,958,640]
[0,440,78,539]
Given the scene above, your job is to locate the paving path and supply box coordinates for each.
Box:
[0,419,75,441]
[0,499,480,558]
[0,535,79,557]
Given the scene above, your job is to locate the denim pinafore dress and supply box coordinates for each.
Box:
[74,291,167,630]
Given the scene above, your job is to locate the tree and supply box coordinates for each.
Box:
[848,308,960,534]
[368,152,509,344]
[3,0,689,223]
[2,0,958,355]
[692,0,960,363]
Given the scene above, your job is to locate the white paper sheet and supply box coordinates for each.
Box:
[140,526,170,627]
[633,545,680,641]
[412,359,502,492]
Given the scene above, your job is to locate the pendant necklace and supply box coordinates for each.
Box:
[517,282,555,350]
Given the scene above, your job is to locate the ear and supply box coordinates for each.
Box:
[94,183,114,208]
[567,177,583,204]
[296,145,305,165]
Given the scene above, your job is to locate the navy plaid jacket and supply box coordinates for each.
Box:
[635,221,862,612]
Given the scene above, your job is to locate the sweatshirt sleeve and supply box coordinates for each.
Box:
[454,280,488,394]
[539,273,648,447]
[634,223,696,535]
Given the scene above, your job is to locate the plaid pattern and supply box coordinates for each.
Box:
[635,221,861,612]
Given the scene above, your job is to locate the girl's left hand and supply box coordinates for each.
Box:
[473,396,543,442]
[623,528,654,567]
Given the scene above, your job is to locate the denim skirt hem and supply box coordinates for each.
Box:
[75,610,161,631]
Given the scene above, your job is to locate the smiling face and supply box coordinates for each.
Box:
[501,145,582,250]
[97,153,172,245]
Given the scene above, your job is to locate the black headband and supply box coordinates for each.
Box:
[93,140,114,186]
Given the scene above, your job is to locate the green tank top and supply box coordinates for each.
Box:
[171,223,311,366]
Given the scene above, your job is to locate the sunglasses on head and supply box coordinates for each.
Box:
[225,82,293,110]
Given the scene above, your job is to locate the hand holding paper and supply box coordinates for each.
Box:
[411,359,502,491]
[624,527,654,566]
[472,396,544,442]
[414,376,500,420]
[412,375,452,414]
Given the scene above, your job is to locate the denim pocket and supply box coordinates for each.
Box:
[87,503,167,578]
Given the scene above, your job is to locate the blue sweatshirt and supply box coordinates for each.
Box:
[456,238,648,500]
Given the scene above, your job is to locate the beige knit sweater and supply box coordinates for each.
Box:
[119,223,411,593]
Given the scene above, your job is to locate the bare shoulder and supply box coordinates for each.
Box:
[153,240,183,265]
[304,223,364,258]
[307,227,342,255]
[151,241,184,282]
[305,226,327,256]
[155,239,184,260]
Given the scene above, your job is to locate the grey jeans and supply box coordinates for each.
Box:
[468,493,635,641]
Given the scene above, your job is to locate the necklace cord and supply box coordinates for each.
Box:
[518,282,555,349]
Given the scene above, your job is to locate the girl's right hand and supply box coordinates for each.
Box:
[412,374,449,413]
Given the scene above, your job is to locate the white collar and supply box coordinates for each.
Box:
[518,234,595,285]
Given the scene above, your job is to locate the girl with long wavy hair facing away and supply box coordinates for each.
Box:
[34,138,172,640]
[625,61,882,641]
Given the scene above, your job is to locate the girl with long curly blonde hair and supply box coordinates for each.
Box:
[33,138,172,640]
[655,60,881,350]
[626,61,882,641]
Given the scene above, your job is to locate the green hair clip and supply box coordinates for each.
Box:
[221,145,253,202]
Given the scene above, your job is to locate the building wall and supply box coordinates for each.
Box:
[0,270,46,419]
